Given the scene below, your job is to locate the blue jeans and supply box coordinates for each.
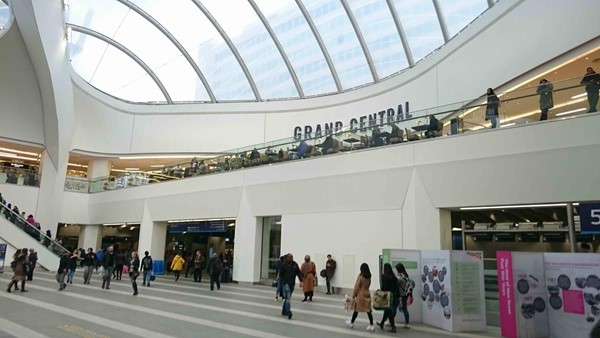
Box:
[143,270,153,285]
[276,280,283,298]
[282,283,293,315]
[399,296,410,324]
[490,115,500,128]
[67,269,75,282]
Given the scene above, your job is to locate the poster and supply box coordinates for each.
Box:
[381,249,422,322]
[544,253,600,338]
[497,251,549,338]
[421,250,453,331]
[450,250,487,332]
[0,243,5,273]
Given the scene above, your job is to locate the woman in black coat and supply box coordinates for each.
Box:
[377,263,400,333]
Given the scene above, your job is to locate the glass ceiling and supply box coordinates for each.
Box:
[65,0,493,104]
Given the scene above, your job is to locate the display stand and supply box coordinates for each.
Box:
[381,249,423,323]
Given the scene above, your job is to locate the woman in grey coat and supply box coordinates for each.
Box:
[537,79,554,121]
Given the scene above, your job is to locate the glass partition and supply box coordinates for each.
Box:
[65,74,593,194]
[0,199,70,257]
[0,167,40,187]
[261,216,282,280]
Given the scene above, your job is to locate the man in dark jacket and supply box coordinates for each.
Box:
[57,251,69,291]
[83,248,96,284]
[102,246,116,290]
[26,249,38,281]
[141,251,153,287]
[207,253,223,291]
[278,253,303,319]
[324,254,337,295]
[581,67,600,113]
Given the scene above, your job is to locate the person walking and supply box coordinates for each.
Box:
[300,255,316,302]
[396,263,414,329]
[377,263,400,333]
[83,248,96,284]
[537,79,554,121]
[141,251,153,287]
[581,67,600,113]
[279,253,303,320]
[324,254,336,295]
[114,249,126,280]
[346,263,375,331]
[128,251,140,296]
[170,251,185,282]
[102,246,116,290]
[26,248,37,281]
[192,250,206,283]
[184,252,194,278]
[7,248,29,293]
[485,88,501,128]
[57,250,69,291]
[207,253,223,291]
[66,249,79,284]
[95,248,104,271]
[275,255,285,301]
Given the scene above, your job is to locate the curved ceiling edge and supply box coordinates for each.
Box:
[70,1,512,116]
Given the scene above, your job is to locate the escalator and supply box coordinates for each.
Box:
[0,204,68,271]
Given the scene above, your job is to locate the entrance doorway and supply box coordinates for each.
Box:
[260,216,281,279]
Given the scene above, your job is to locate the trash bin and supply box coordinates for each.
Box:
[153,260,165,275]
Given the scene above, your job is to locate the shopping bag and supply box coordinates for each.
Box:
[97,266,104,277]
[150,272,156,281]
[373,290,392,311]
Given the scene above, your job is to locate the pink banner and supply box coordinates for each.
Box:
[497,251,516,338]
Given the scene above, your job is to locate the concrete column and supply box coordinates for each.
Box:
[233,189,261,283]
[35,150,68,239]
[137,201,166,261]
[87,159,112,179]
[77,224,102,251]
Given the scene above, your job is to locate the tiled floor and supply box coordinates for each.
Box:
[0,271,501,338]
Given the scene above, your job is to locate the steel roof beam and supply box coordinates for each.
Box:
[340,0,379,83]
[116,0,216,102]
[68,24,173,103]
[295,0,343,93]
[386,0,414,67]
[432,0,450,42]
[248,0,304,98]
[191,0,261,101]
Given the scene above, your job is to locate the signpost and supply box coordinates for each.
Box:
[579,203,600,234]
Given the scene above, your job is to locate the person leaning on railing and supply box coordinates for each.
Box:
[537,79,554,121]
[581,67,600,113]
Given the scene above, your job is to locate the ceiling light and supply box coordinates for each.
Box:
[0,147,40,156]
[571,93,587,99]
[120,224,127,228]
[451,227,462,231]
[500,123,515,128]
[103,223,123,226]
[130,226,136,231]
[119,155,199,160]
[460,203,568,210]
[227,223,235,227]
[150,164,165,168]
[555,108,587,117]
[125,168,140,171]
[0,152,17,158]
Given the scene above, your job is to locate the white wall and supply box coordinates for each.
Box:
[0,216,59,270]
[57,113,600,284]
[67,0,600,154]
[0,184,40,219]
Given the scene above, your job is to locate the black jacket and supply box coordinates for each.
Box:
[279,260,303,291]
[380,273,400,298]
[102,252,116,268]
[83,252,96,266]
[58,255,69,272]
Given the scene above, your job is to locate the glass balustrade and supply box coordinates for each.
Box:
[64,75,593,193]
[0,200,70,257]
[0,166,40,187]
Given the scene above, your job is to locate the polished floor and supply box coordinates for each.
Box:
[0,270,501,338]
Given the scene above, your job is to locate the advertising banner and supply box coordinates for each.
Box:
[498,251,548,338]
[450,250,487,332]
[0,243,5,273]
[544,253,600,338]
[421,250,453,331]
[381,249,422,322]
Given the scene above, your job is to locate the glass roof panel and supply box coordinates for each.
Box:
[256,0,337,97]
[113,73,167,103]
[0,1,11,32]
[68,32,110,82]
[202,0,298,100]
[67,0,130,39]
[346,0,408,79]
[85,42,165,102]
[304,0,372,89]
[392,0,445,62]
[437,0,489,38]
[153,54,211,102]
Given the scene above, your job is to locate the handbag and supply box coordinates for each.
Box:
[373,290,392,311]
[271,280,278,287]
[149,272,156,281]
[320,269,327,278]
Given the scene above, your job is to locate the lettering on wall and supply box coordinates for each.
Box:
[293,102,411,140]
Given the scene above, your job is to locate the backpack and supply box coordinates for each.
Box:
[398,274,415,296]
[142,257,153,270]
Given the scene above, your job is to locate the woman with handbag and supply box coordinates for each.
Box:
[396,263,413,329]
[377,263,400,333]
[346,263,375,331]
[129,251,140,296]
[300,255,316,302]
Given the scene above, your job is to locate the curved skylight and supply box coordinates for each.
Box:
[0,1,12,34]
[65,0,493,104]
